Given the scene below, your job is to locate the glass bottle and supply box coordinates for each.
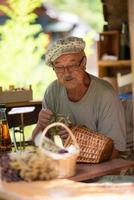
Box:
[119,21,130,60]
[0,104,12,154]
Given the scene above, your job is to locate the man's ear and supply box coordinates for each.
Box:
[81,56,87,69]
[83,56,87,66]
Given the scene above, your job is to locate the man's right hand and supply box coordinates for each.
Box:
[37,108,53,130]
[32,108,53,141]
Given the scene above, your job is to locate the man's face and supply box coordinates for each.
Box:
[53,53,86,89]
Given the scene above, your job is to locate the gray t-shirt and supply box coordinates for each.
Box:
[42,74,126,151]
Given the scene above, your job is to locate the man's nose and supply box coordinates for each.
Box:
[64,66,70,74]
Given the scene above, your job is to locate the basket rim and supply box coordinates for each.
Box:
[39,122,80,150]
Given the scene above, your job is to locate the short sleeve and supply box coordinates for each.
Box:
[97,91,126,151]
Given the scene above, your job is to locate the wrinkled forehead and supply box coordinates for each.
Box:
[53,52,85,65]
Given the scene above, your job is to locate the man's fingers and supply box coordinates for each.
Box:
[61,134,68,139]
[42,108,53,115]
[37,108,53,129]
[58,129,68,140]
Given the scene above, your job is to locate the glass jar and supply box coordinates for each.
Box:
[0,104,12,154]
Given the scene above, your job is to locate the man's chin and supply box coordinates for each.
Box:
[64,83,77,89]
[60,80,77,89]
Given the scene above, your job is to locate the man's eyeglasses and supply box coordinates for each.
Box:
[53,57,84,73]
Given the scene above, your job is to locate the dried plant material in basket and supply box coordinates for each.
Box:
[39,122,80,179]
[64,125,114,163]
[0,148,58,182]
[0,124,79,182]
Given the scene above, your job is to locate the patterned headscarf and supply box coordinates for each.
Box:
[45,36,85,67]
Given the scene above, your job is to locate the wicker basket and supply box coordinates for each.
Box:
[64,125,114,163]
[39,122,80,178]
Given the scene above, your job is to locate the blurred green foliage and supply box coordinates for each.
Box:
[0,0,104,139]
[0,0,54,99]
[83,32,95,56]
[47,0,104,32]
[0,0,104,100]
[31,61,56,99]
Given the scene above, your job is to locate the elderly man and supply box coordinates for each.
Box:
[32,36,126,158]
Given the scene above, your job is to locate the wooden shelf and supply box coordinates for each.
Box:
[98,60,131,68]
[97,60,131,78]
[97,31,131,77]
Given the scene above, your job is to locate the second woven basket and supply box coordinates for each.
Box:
[64,125,114,163]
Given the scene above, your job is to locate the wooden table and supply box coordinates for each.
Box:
[5,100,42,128]
[0,179,134,200]
[71,158,134,182]
[0,158,134,200]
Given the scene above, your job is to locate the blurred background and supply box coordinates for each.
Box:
[2,0,132,148]
[0,0,104,99]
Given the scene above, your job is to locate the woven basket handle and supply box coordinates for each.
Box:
[39,122,79,149]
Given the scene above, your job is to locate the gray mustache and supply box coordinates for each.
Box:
[64,76,74,81]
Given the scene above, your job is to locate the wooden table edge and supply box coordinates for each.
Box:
[70,158,134,182]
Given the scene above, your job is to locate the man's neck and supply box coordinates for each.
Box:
[67,73,91,102]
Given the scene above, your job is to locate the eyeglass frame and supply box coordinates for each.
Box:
[52,56,85,73]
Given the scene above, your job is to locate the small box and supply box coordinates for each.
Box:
[97,31,119,60]
[0,85,33,103]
